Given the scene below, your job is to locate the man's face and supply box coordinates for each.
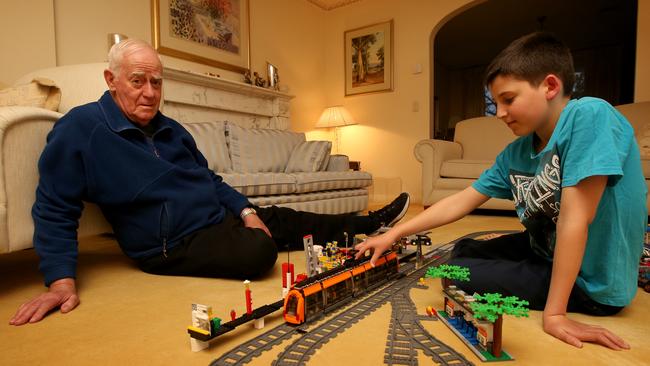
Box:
[104,47,163,126]
[489,75,552,137]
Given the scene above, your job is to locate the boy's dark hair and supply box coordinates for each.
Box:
[485,32,575,96]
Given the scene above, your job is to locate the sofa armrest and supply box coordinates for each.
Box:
[0,106,114,255]
[326,154,350,172]
[0,106,61,253]
[413,139,462,201]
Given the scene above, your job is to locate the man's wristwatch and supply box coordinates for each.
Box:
[240,207,257,219]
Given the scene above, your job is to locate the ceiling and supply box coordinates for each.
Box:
[305,0,363,11]
[435,0,637,68]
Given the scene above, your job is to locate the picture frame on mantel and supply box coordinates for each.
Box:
[151,0,251,74]
[344,20,393,96]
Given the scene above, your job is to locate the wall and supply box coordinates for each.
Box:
[308,0,475,204]
[52,0,326,137]
[0,1,56,87]
[1,0,648,205]
[311,0,650,204]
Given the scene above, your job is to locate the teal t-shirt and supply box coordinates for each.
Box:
[473,97,647,306]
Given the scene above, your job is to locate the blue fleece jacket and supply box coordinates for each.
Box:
[32,91,250,286]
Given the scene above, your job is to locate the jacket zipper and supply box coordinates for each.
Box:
[161,202,169,258]
[146,136,160,158]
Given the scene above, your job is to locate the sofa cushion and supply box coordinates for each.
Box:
[0,78,61,111]
[248,189,369,214]
[226,124,305,173]
[292,171,373,194]
[219,172,296,196]
[183,121,232,172]
[284,141,332,173]
[325,154,349,171]
[454,117,515,160]
[440,159,493,179]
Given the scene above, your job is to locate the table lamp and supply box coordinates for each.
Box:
[315,106,358,154]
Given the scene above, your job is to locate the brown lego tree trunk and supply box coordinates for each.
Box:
[492,315,503,358]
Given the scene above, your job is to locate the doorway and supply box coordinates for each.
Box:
[432,0,638,140]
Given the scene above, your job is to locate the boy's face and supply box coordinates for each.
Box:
[489,75,555,137]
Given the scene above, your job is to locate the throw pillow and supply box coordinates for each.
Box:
[227,124,305,173]
[183,121,232,172]
[0,77,61,111]
[285,141,332,173]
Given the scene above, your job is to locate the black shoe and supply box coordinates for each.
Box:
[369,192,410,230]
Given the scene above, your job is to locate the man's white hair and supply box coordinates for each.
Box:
[107,39,162,75]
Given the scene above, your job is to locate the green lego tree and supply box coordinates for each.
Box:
[470,293,529,357]
[425,264,470,282]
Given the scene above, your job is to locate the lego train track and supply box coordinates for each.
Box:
[271,244,454,366]
[211,231,518,366]
[210,323,298,366]
[385,282,473,365]
[272,280,398,365]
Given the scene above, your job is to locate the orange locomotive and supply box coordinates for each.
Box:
[284,251,399,324]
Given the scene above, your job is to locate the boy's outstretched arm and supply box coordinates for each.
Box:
[544,175,630,350]
[355,186,489,265]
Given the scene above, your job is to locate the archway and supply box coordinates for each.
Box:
[431,0,638,140]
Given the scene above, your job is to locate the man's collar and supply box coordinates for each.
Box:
[98,91,170,134]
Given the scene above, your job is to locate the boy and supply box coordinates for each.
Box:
[356,32,646,350]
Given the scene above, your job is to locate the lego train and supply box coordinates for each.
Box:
[283,251,399,324]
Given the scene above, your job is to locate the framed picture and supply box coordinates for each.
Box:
[151,0,250,73]
[344,20,393,96]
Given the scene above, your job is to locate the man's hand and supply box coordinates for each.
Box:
[242,213,272,237]
[543,313,630,350]
[9,278,79,326]
[354,232,397,266]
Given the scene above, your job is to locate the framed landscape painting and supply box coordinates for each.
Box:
[152,0,250,73]
[344,20,393,96]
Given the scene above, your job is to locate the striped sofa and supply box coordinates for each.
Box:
[185,121,372,214]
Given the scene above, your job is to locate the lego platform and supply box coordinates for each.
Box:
[1,207,649,366]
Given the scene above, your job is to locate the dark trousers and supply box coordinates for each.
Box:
[136,206,374,279]
[448,231,623,316]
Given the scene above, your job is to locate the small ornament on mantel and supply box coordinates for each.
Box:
[244,69,253,84]
[253,72,267,88]
[243,69,267,87]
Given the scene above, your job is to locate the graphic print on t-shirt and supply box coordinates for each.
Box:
[508,146,562,258]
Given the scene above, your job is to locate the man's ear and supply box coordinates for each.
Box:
[104,69,116,92]
[543,74,563,100]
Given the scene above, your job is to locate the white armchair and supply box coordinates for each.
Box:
[414,116,516,210]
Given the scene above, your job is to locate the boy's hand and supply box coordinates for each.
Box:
[354,233,396,266]
[9,278,79,325]
[543,313,630,350]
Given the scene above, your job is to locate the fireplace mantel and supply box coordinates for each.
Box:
[161,67,294,130]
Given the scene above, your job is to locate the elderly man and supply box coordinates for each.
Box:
[10,39,409,325]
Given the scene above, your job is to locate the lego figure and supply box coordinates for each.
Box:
[189,304,213,352]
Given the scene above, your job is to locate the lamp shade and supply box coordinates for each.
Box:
[315,106,357,128]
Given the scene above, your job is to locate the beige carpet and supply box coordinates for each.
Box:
[1,206,648,366]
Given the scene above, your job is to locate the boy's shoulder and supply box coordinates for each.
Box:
[563,96,611,112]
[562,97,618,119]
